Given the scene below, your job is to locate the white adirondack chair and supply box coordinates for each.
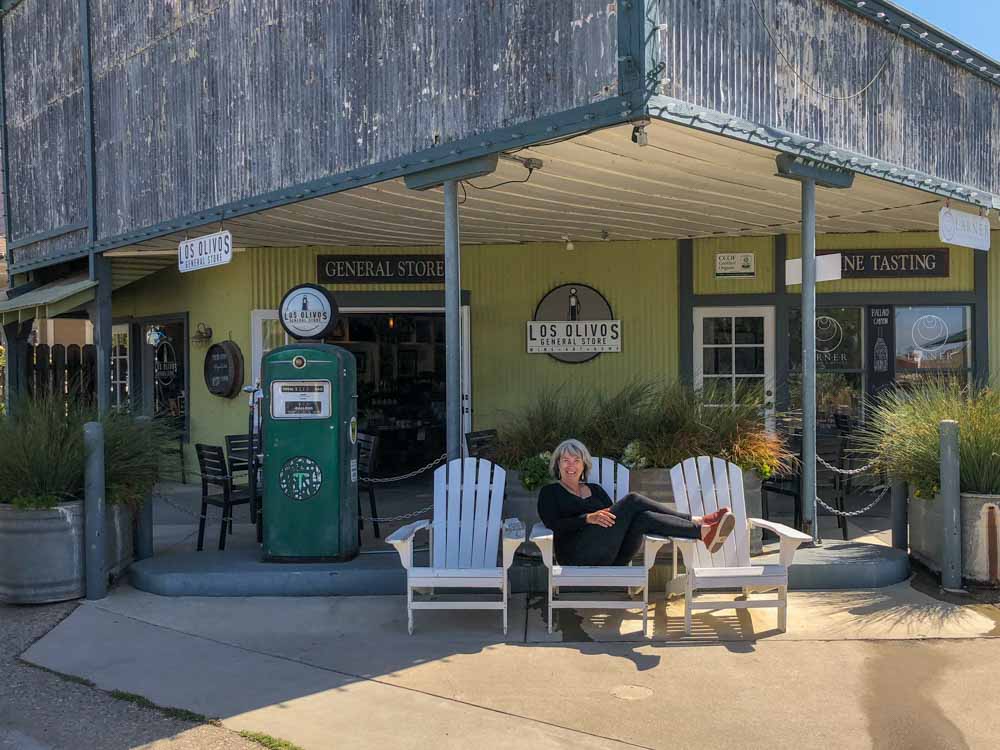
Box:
[387,458,525,634]
[530,457,668,636]
[668,457,812,635]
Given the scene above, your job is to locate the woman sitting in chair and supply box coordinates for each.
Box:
[537,439,735,566]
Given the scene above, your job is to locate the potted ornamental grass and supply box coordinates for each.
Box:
[0,397,173,603]
[855,379,1000,583]
[494,381,794,551]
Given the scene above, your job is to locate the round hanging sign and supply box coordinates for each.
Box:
[279,284,339,340]
[203,341,244,398]
[528,283,621,364]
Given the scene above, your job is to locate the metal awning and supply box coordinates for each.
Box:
[0,274,96,325]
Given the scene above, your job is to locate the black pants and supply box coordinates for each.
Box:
[559,493,702,566]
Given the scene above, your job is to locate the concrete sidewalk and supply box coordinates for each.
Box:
[21,579,1000,749]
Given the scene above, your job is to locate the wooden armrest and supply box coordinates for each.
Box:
[529,522,553,542]
[502,518,526,542]
[749,518,812,542]
[642,534,670,569]
[386,519,430,545]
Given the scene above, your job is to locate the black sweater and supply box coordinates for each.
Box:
[537,482,612,562]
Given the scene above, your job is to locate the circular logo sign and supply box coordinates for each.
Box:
[278,456,323,501]
[531,283,618,364]
[815,316,844,354]
[912,314,949,353]
[279,284,339,340]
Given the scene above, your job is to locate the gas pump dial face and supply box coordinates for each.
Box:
[278,456,323,501]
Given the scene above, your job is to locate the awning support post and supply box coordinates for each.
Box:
[89,252,112,417]
[443,179,462,462]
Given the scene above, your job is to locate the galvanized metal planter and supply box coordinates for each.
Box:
[908,493,1000,584]
[0,501,134,604]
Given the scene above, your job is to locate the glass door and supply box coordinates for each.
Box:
[693,306,776,427]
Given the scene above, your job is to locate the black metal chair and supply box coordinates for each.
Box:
[465,429,498,459]
[195,443,251,551]
[357,432,380,543]
[225,433,263,538]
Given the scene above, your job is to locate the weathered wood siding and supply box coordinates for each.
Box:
[2,0,87,255]
[654,0,1000,197]
[5,0,616,264]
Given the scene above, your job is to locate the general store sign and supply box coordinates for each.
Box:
[938,207,990,252]
[527,320,622,354]
[178,230,233,273]
[715,252,755,278]
[318,254,445,283]
[527,283,621,363]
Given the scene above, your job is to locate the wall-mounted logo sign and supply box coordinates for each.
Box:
[278,456,323,501]
[279,284,339,340]
[527,283,621,363]
[204,341,245,399]
[178,230,233,273]
[715,252,756,278]
[317,254,445,284]
[939,207,990,252]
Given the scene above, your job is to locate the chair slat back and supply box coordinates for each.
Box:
[590,457,630,500]
[357,433,378,477]
[224,434,254,476]
[196,444,230,488]
[669,457,750,569]
[432,458,507,569]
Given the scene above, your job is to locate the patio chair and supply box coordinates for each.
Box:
[194,443,252,551]
[356,432,380,542]
[224,433,262,536]
[668,457,811,634]
[464,429,498,459]
[530,458,669,637]
[386,458,525,634]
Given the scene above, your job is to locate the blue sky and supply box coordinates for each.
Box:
[896,1,1000,59]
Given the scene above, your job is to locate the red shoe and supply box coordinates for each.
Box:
[702,510,736,554]
[701,507,730,525]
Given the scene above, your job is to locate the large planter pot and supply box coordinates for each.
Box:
[0,501,135,604]
[908,492,1000,584]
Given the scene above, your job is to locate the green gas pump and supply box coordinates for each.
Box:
[261,343,358,561]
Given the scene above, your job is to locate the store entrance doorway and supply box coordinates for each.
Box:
[252,306,472,476]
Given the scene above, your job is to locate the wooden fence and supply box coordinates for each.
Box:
[3,343,98,403]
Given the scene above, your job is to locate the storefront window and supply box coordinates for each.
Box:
[701,315,767,407]
[789,307,864,424]
[893,306,972,387]
[110,325,129,408]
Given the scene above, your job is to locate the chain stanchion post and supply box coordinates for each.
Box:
[940,419,963,591]
[891,480,909,552]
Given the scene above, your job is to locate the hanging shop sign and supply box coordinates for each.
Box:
[279,284,339,340]
[178,230,233,273]
[714,252,756,278]
[204,341,244,399]
[938,207,990,252]
[866,306,895,398]
[317,254,445,284]
[526,283,621,363]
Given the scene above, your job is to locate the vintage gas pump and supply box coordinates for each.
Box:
[260,285,358,561]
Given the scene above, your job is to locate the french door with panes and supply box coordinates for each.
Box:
[694,307,776,428]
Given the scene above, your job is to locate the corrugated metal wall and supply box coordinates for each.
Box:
[785,233,975,293]
[989,232,1000,380]
[693,236,775,295]
[655,0,1000,197]
[2,0,87,250]
[250,241,680,429]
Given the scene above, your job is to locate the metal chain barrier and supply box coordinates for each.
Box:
[815,484,890,518]
[816,454,879,477]
[358,452,449,523]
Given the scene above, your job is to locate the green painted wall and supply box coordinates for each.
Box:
[786,232,975,293]
[988,231,1000,381]
[693,236,774,295]
[249,241,680,430]
[112,253,254,468]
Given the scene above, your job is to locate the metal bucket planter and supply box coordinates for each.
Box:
[908,492,1000,584]
[0,501,135,604]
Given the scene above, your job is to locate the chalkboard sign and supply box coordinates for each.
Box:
[204,341,244,398]
[866,305,895,399]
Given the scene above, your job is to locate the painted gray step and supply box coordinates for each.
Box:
[130,541,909,597]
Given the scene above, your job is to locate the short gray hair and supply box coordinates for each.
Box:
[550,439,593,481]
